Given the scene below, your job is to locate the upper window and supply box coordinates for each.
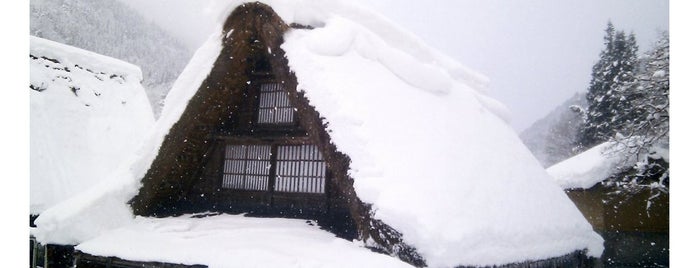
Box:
[257,83,295,124]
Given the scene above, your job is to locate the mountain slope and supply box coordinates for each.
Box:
[519,92,587,167]
[30,0,192,117]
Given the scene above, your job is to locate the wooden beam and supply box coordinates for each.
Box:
[215,135,311,145]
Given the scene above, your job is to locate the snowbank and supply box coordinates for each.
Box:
[30,36,154,215]
[33,1,602,267]
[77,214,412,268]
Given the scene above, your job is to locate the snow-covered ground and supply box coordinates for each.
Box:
[30,36,155,215]
[77,214,413,268]
[32,1,603,267]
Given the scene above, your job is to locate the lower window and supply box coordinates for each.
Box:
[222,145,271,191]
[222,144,326,194]
[275,145,326,193]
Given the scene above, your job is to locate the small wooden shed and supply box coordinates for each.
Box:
[566,183,669,266]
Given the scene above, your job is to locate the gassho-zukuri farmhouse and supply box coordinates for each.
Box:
[30,1,604,267]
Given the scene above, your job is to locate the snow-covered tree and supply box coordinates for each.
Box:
[617,32,669,154]
[573,24,670,205]
[606,31,669,193]
[580,22,639,148]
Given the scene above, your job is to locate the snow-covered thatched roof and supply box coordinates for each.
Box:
[33,1,603,267]
[29,36,155,215]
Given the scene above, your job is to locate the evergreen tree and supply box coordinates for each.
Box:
[579,22,638,148]
[601,32,669,199]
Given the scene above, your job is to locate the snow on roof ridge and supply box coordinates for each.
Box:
[319,1,491,91]
[30,35,143,82]
[199,1,507,123]
[209,0,489,91]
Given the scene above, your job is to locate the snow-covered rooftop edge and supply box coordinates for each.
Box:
[547,140,668,190]
[30,36,143,82]
[546,142,626,190]
[30,36,154,215]
[33,1,603,267]
[75,214,413,268]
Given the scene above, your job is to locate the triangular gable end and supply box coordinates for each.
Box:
[129,2,426,266]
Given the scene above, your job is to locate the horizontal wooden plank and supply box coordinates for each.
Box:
[215,135,311,144]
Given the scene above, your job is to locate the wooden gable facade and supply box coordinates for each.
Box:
[130,3,350,226]
[128,4,428,266]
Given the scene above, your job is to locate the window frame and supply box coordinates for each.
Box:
[219,138,328,195]
[221,144,272,191]
[256,82,296,126]
[253,81,299,128]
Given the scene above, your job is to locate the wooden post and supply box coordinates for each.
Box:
[324,169,331,213]
[268,144,278,207]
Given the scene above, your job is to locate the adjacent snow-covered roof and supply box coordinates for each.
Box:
[30,36,155,215]
[547,140,653,190]
[33,1,603,267]
[77,214,412,268]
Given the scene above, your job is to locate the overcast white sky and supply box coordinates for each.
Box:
[118,0,669,131]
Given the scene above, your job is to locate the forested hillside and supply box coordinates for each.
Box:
[519,92,587,167]
[30,0,192,117]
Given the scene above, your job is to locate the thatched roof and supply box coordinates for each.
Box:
[30,36,154,215]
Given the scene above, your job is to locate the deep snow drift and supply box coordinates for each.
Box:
[32,1,603,267]
[77,214,412,268]
[30,36,155,215]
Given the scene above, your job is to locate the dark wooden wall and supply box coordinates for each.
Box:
[566,185,669,232]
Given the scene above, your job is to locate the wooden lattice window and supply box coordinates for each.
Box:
[222,145,271,191]
[257,83,295,124]
[275,145,326,194]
